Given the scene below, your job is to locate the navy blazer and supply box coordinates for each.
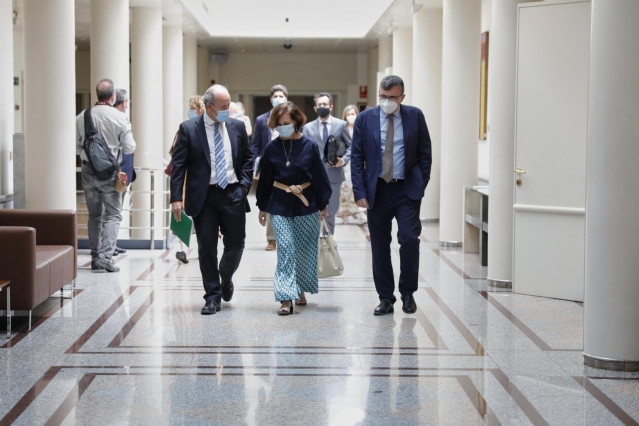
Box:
[170,115,254,217]
[351,105,432,209]
[251,110,273,161]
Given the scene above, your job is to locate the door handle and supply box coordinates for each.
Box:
[513,168,527,175]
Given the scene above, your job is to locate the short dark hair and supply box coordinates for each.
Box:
[270,84,288,99]
[113,88,128,107]
[380,75,404,95]
[313,92,333,106]
[268,101,306,132]
[96,79,115,101]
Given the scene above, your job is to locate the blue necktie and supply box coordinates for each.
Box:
[322,121,328,144]
[214,123,228,188]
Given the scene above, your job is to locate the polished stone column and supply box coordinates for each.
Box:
[486,0,520,287]
[183,35,197,119]
[0,0,13,195]
[439,0,481,245]
[90,0,129,105]
[163,25,183,159]
[583,0,639,371]
[392,27,413,104]
[413,7,442,221]
[130,7,163,240]
[23,0,76,209]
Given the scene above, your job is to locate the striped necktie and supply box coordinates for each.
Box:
[213,123,228,188]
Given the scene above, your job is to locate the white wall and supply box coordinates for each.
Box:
[217,51,359,113]
[478,0,492,183]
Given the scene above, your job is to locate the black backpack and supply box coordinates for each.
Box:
[83,108,119,180]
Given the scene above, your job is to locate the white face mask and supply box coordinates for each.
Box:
[379,99,399,115]
[346,115,356,124]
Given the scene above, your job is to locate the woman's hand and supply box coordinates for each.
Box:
[258,210,267,226]
[320,207,329,222]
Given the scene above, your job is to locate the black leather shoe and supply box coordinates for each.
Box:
[176,251,189,264]
[401,294,417,314]
[374,299,394,316]
[221,281,234,302]
[201,301,221,315]
[114,246,126,254]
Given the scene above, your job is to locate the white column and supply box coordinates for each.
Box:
[583,0,639,371]
[439,0,481,244]
[131,7,162,240]
[163,25,183,159]
[392,27,413,104]
[23,0,76,210]
[378,35,392,72]
[413,7,442,221]
[90,0,129,105]
[485,0,520,285]
[183,35,197,119]
[197,45,209,94]
[0,0,13,195]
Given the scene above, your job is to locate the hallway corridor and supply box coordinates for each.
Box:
[1,195,638,425]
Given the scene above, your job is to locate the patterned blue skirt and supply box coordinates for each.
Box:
[271,212,321,302]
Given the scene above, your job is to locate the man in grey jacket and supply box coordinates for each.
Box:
[304,92,352,234]
[76,79,136,272]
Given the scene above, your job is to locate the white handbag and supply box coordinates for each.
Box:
[317,219,344,278]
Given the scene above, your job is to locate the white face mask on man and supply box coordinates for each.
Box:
[379,99,399,115]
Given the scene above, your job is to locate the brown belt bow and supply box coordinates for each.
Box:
[273,181,311,207]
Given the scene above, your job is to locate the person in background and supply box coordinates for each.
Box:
[76,79,136,272]
[256,102,331,315]
[170,84,253,315]
[188,95,205,119]
[230,101,253,137]
[303,92,352,235]
[253,84,288,251]
[351,75,432,316]
[112,88,136,256]
[338,105,366,225]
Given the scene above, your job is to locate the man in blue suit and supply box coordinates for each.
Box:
[252,84,288,251]
[351,75,432,316]
[170,84,253,315]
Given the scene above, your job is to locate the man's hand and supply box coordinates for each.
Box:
[355,198,369,209]
[320,207,329,222]
[330,157,344,167]
[258,210,267,226]
[171,201,183,222]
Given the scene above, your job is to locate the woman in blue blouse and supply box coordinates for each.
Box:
[256,102,332,315]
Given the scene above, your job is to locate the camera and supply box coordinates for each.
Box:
[283,39,293,50]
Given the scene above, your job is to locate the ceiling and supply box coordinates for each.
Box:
[13,0,443,53]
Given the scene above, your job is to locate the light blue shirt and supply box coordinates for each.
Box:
[379,106,404,180]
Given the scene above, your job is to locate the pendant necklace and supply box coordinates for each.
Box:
[282,139,293,167]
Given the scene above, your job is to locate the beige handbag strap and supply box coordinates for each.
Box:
[273,181,311,207]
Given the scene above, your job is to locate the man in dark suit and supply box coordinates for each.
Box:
[170,84,253,315]
[304,92,352,234]
[351,75,432,316]
[252,84,288,251]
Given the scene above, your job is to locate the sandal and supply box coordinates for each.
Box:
[277,301,294,316]
[295,293,307,305]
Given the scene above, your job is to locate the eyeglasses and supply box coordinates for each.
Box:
[378,94,401,102]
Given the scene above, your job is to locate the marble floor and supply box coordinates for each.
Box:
[1,198,639,425]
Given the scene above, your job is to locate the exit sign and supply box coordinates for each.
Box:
[13,77,18,86]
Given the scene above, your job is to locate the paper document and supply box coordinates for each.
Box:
[170,212,192,247]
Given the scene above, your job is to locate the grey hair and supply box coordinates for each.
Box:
[202,84,229,107]
[380,75,404,94]
[96,78,115,101]
[113,88,128,107]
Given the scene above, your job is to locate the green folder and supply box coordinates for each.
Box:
[170,211,192,247]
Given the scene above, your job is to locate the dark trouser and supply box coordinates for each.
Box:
[193,183,247,304]
[367,179,421,303]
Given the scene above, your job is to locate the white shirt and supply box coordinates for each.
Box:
[318,115,333,136]
[203,113,239,185]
